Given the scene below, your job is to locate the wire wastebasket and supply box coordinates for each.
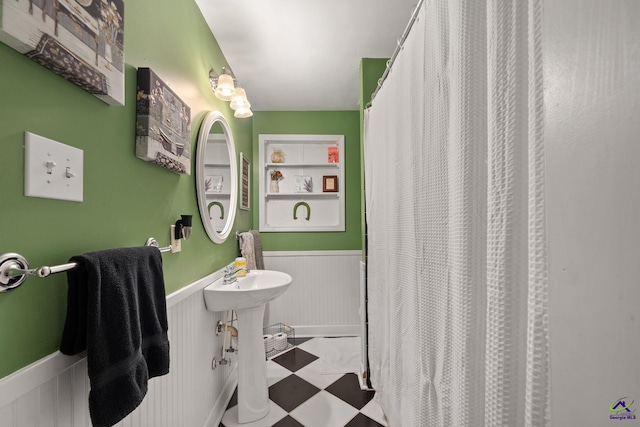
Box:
[263,323,295,358]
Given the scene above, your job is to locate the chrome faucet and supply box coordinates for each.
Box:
[223,265,249,285]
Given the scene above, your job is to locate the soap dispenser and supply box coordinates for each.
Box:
[235,257,247,277]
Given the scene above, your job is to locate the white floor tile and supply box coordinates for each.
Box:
[295,337,325,356]
[266,360,292,387]
[289,390,359,427]
[315,337,361,375]
[360,399,388,426]
[221,401,287,427]
[294,359,344,390]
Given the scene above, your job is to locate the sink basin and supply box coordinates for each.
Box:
[203,269,292,312]
[203,269,292,424]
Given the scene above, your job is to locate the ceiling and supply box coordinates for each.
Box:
[195,0,419,111]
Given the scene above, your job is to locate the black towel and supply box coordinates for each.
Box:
[60,246,170,427]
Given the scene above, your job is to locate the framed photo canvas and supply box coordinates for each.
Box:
[240,152,250,210]
[323,175,338,192]
[295,176,313,193]
[0,0,125,105]
[135,68,191,174]
[327,146,339,163]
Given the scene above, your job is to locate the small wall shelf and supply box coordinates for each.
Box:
[264,163,340,168]
[259,134,345,232]
[264,193,339,198]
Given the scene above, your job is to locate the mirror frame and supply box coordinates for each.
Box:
[195,111,238,244]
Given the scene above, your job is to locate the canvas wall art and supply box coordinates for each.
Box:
[135,68,192,175]
[0,0,125,105]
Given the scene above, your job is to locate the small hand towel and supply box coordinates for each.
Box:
[239,231,257,270]
[60,246,169,427]
[249,230,265,270]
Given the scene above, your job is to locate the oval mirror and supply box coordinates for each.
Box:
[196,111,238,243]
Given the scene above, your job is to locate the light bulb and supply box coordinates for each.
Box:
[234,106,253,118]
[214,73,235,101]
[230,87,250,111]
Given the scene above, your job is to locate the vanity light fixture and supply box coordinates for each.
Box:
[230,88,253,118]
[209,68,236,101]
[233,105,254,119]
[170,214,193,253]
[229,87,249,110]
[209,68,253,118]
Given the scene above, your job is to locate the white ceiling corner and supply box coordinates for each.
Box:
[195,0,418,111]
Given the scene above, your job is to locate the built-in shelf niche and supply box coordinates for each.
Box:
[259,134,345,232]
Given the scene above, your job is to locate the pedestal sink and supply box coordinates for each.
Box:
[203,270,292,424]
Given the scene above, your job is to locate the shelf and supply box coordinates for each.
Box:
[265,192,339,198]
[265,163,339,168]
[205,163,230,167]
[206,192,230,197]
[260,225,344,232]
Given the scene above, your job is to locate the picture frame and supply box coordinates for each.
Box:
[323,175,338,192]
[240,152,250,210]
[327,146,339,163]
[295,175,313,193]
[205,175,223,193]
[0,0,125,105]
[135,68,191,174]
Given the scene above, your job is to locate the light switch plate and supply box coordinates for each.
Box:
[24,132,84,202]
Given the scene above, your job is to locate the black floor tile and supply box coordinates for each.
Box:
[272,415,306,427]
[325,374,375,410]
[345,413,385,427]
[222,339,387,426]
[272,347,319,372]
[269,374,321,412]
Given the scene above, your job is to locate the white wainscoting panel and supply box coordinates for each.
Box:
[0,269,237,427]
[263,251,362,337]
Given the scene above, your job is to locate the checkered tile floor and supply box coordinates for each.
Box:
[220,337,387,427]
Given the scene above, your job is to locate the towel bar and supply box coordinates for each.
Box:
[0,237,172,292]
[235,230,252,240]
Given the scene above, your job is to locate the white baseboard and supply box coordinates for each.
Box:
[204,363,238,427]
[292,324,360,337]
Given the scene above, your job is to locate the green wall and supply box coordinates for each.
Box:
[359,59,389,259]
[360,58,388,110]
[251,111,362,251]
[0,0,251,378]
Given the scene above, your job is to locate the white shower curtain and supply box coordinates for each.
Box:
[364,0,549,426]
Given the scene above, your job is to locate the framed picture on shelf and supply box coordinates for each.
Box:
[323,175,338,192]
[294,175,313,193]
[240,152,250,210]
[205,175,223,193]
[327,146,339,163]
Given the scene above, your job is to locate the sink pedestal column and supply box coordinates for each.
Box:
[236,304,269,424]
